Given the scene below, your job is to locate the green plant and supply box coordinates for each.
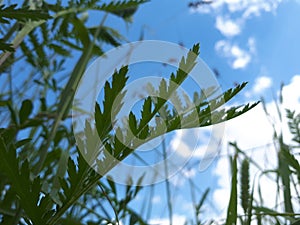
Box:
[221,89,300,225]
[0,1,258,224]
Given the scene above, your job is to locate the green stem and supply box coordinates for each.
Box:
[0,7,92,67]
[188,178,200,225]
[44,14,109,223]
[33,13,109,174]
[162,136,173,225]
[47,172,102,224]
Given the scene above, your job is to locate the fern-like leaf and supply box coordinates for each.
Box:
[90,26,124,47]
[95,66,129,140]
[286,109,300,144]
[93,45,259,164]
[0,4,51,23]
[97,0,148,19]
[0,39,14,52]
[0,135,51,224]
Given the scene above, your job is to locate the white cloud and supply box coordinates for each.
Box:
[215,16,241,37]
[242,0,283,19]
[281,75,300,112]
[245,76,273,97]
[192,0,284,19]
[170,130,195,158]
[149,214,187,225]
[151,195,162,204]
[253,76,272,93]
[169,167,196,187]
[247,37,256,54]
[215,40,253,69]
[181,167,196,178]
[191,0,285,53]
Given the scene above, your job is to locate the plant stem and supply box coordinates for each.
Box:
[34,13,109,174]
[47,172,102,224]
[0,6,92,67]
[162,136,173,225]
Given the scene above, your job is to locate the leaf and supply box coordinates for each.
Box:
[281,144,300,183]
[0,39,14,52]
[170,43,199,85]
[15,138,32,148]
[129,210,140,225]
[106,176,117,195]
[125,44,202,140]
[28,31,48,67]
[225,153,238,225]
[286,109,300,144]
[126,207,148,225]
[95,66,129,140]
[0,186,16,219]
[196,188,209,212]
[195,82,249,115]
[57,152,92,207]
[70,15,90,48]
[49,43,70,56]
[20,41,36,66]
[291,219,300,225]
[97,0,148,19]
[0,4,51,23]
[253,206,285,223]
[19,99,33,125]
[129,112,138,136]
[138,97,152,135]
[90,26,124,47]
[278,137,294,214]
[0,51,14,72]
[0,136,50,224]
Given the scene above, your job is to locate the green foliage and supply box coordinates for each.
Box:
[0,1,149,224]
[286,109,300,144]
[221,92,300,225]
[0,40,14,52]
[0,4,51,23]
[225,153,238,225]
[93,45,258,171]
[0,1,260,225]
[97,0,149,20]
[96,66,129,141]
[0,134,49,224]
[19,99,33,125]
[0,4,51,52]
[278,137,294,214]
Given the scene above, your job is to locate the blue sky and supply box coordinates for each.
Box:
[101,0,300,224]
[107,0,300,94]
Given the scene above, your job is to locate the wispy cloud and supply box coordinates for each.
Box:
[215,39,254,69]
[215,16,242,37]
[151,195,162,204]
[169,167,197,187]
[192,0,284,18]
[252,76,272,93]
[149,214,187,225]
[245,76,273,97]
[281,75,300,111]
[190,0,284,69]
